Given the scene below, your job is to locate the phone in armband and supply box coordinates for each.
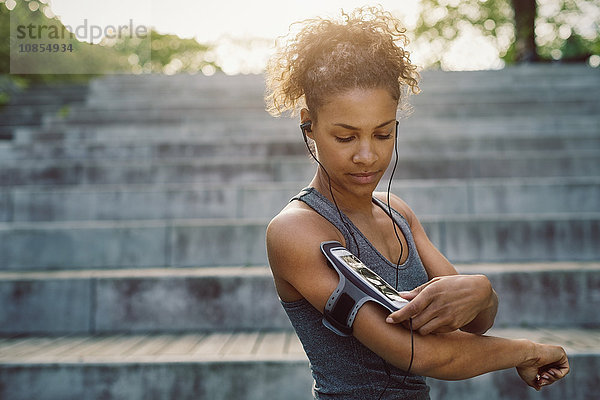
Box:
[320,241,409,337]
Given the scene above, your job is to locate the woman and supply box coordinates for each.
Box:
[264,6,569,399]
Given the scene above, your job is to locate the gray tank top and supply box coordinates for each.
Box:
[281,187,431,400]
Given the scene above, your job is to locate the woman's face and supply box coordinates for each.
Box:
[304,87,398,196]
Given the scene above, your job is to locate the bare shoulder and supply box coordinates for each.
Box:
[266,200,345,305]
[267,201,343,253]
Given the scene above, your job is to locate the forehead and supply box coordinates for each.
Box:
[316,87,398,124]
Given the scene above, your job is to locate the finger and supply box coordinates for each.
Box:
[543,368,560,380]
[541,372,552,382]
[400,281,434,300]
[536,371,558,388]
[537,377,553,388]
[545,366,568,379]
[386,294,433,323]
[398,291,416,300]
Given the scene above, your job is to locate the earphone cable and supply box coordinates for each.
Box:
[302,127,361,258]
[302,120,414,398]
[386,121,407,278]
[380,121,414,399]
[378,317,414,400]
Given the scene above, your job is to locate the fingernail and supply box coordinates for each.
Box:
[386,317,394,323]
[542,374,551,380]
[399,291,410,296]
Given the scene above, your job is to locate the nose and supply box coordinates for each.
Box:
[352,139,378,165]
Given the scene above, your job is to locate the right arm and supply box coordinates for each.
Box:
[353,303,568,388]
[266,210,569,390]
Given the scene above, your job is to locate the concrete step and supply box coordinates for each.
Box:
[0,266,290,335]
[82,85,600,110]
[85,65,598,93]
[11,119,297,144]
[1,214,599,270]
[0,263,598,335]
[0,156,293,186]
[409,98,599,118]
[12,114,598,145]
[0,135,304,161]
[0,106,68,128]
[0,218,267,270]
[2,177,599,222]
[0,327,598,400]
[3,132,600,162]
[0,330,313,400]
[88,72,267,92]
[44,97,598,125]
[2,149,600,186]
[0,84,88,129]
[417,64,600,88]
[43,68,600,123]
[77,68,599,122]
[43,105,276,126]
[1,85,88,107]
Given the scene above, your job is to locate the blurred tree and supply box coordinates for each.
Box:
[511,0,538,62]
[0,0,220,106]
[111,30,219,75]
[414,0,600,67]
[0,0,120,82]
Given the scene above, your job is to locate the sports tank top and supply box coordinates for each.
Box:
[281,187,431,400]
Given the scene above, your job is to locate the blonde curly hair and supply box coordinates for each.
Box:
[265,6,420,119]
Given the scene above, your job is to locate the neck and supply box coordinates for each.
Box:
[310,169,375,216]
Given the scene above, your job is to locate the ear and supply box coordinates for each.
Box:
[300,108,315,140]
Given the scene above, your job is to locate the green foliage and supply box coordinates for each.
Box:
[536,0,599,61]
[0,0,220,105]
[0,0,102,82]
[109,29,219,74]
[414,0,600,67]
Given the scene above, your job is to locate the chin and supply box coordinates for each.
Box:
[347,180,380,195]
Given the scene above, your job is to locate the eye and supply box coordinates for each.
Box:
[375,129,394,140]
[335,136,355,143]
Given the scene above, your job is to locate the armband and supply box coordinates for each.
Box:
[320,241,409,337]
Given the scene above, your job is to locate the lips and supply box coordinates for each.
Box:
[349,171,380,184]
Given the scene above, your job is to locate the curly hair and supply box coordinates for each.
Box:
[265,6,420,119]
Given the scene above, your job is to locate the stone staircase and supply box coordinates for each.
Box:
[1,65,599,399]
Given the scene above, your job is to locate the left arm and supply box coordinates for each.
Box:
[384,194,498,335]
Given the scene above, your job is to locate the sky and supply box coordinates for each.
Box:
[48,0,421,42]
[38,0,503,73]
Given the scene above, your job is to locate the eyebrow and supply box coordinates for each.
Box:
[332,119,396,130]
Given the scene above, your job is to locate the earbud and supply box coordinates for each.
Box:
[300,121,312,133]
[300,120,312,144]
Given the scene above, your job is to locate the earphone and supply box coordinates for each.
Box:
[300,120,312,134]
[299,118,413,398]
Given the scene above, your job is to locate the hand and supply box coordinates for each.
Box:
[386,275,494,335]
[517,342,570,390]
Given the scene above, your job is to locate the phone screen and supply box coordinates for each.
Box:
[340,254,406,304]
